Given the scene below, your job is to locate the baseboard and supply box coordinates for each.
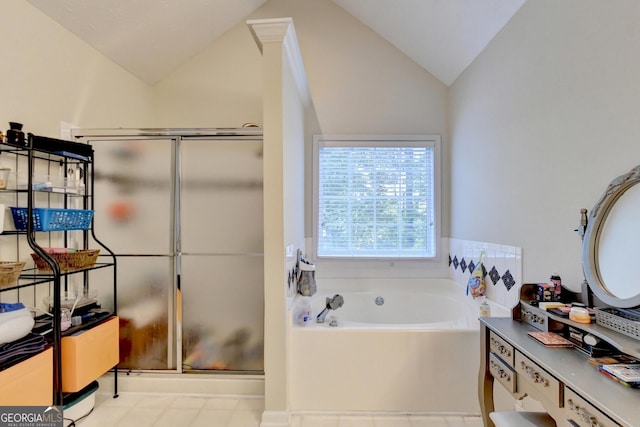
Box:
[97,371,264,397]
[260,410,291,427]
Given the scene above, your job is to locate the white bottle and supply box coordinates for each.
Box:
[479,297,491,318]
[293,297,312,326]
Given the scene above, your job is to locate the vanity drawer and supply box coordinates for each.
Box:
[489,331,514,367]
[489,352,517,393]
[515,350,561,407]
[520,304,547,331]
[565,388,620,427]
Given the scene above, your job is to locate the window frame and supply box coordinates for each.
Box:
[312,134,442,261]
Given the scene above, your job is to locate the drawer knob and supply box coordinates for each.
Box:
[490,360,511,381]
[521,361,549,386]
[567,399,603,427]
[499,346,511,357]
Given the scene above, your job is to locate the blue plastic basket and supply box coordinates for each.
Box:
[10,207,94,231]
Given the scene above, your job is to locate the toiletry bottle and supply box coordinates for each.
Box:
[479,297,491,317]
[293,297,312,326]
[550,273,562,301]
[6,122,25,146]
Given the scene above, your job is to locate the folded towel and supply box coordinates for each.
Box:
[0,333,47,367]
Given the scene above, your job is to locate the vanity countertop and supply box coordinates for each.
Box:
[481,317,640,427]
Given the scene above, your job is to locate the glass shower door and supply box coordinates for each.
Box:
[79,130,265,373]
[179,138,264,372]
[89,138,177,370]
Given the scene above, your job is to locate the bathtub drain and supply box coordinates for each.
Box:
[375,296,384,306]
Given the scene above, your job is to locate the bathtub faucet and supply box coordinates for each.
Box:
[317,294,344,323]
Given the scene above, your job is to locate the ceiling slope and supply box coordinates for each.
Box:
[332,0,526,86]
[27,0,268,85]
[27,0,525,86]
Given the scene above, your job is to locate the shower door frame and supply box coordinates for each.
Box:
[72,127,264,374]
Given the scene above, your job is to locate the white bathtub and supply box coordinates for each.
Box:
[289,278,511,414]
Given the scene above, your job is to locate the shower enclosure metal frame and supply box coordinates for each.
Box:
[71,127,264,374]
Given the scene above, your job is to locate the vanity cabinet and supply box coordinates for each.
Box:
[0,135,117,406]
[480,164,640,426]
[479,315,639,427]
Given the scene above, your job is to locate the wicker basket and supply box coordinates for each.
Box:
[31,250,100,272]
[0,261,26,289]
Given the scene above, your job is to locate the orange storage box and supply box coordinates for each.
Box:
[0,347,53,406]
[61,316,119,393]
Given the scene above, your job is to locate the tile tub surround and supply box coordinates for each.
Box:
[447,238,522,309]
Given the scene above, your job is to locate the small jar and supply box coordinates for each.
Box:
[479,297,491,317]
[6,122,26,146]
[569,307,591,324]
[61,308,72,331]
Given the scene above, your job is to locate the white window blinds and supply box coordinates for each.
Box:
[315,136,438,258]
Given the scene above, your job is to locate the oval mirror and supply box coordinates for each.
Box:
[583,165,640,308]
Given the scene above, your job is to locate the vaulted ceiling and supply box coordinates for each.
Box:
[27,0,526,86]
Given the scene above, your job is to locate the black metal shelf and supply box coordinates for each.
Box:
[32,311,114,339]
[0,263,116,292]
[0,133,117,406]
[0,137,93,163]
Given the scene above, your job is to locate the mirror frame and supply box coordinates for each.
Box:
[583,165,640,308]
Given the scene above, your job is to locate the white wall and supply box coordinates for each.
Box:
[151,23,264,128]
[248,18,311,423]
[0,2,153,136]
[253,0,450,278]
[152,0,450,279]
[157,0,448,135]
[449,0,640,291]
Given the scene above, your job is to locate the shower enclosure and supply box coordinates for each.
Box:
[73,128,264,374]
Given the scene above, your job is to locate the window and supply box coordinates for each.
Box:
[313,135,440,259]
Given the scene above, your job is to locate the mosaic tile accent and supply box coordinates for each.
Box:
[447,255,489,278]
[488,266,501,285]
[502,270,516,291]
[447,238,523,309]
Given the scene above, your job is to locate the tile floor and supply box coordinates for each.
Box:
[74,392,485,427]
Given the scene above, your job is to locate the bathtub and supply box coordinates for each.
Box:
[289,278,511,414]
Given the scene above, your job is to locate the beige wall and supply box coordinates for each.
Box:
[0,2,154,136]
[151,22,264,128]
[153,0,450,279]
[154,0,448,134]
[449,0,640,290]
[4,0,449,279]
[252,0,450,278]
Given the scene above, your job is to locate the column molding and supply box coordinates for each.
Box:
[248,18,311,107]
